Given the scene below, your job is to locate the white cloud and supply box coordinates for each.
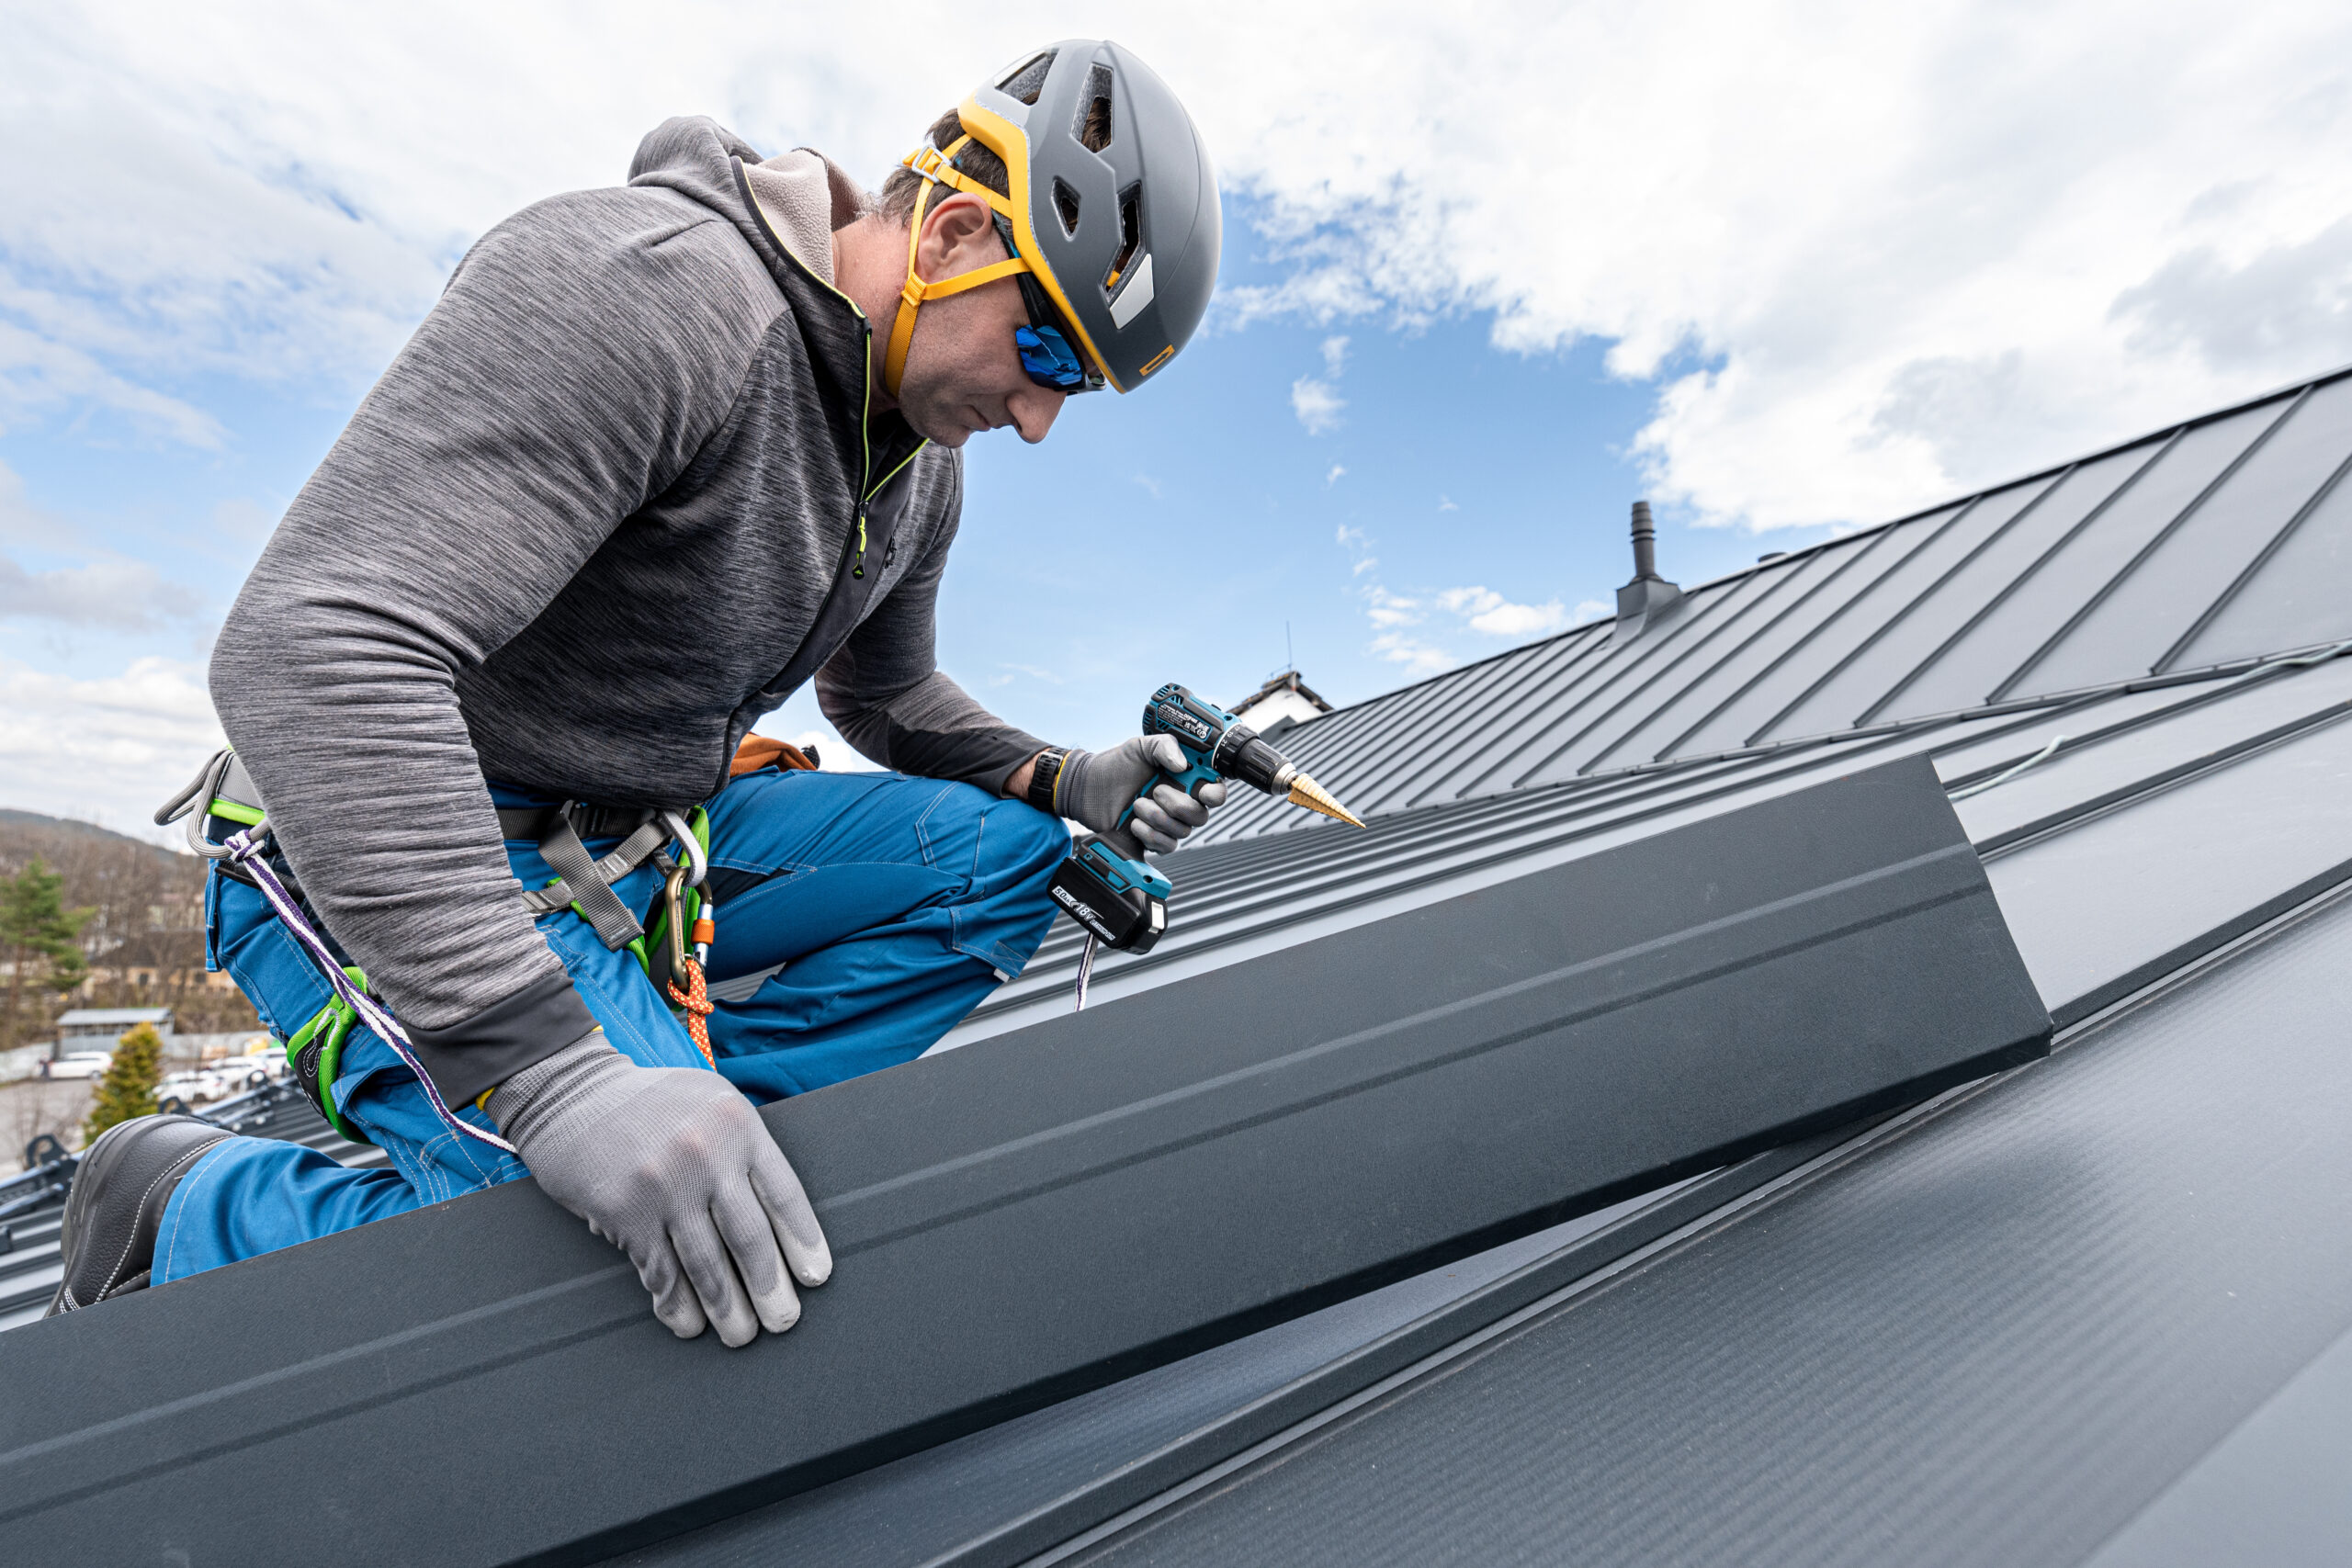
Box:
[1292,376,1345,434]
[1208,2,2352,528]
[1325,464,1347,486]
[1362,586,1422,628]
[1290,333,1353,434]
[0,460,204,628]
[0,555,202,630]
[1437,495,1459,513]
[1369,632,1454,677]
[0,656,225,836]
[6,2,2350,524]
[1574,599,1611,624]
[1435,585,1568,638]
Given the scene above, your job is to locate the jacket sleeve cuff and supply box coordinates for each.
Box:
[401,971,600,1108]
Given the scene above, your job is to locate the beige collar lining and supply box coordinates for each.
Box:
[742,149,871,288]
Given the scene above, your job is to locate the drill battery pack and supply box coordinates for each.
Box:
[1050,838,1168,954]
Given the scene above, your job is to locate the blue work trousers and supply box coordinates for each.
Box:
[154,766,1067,1285]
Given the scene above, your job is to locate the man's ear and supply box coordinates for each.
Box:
[915,192,1002,277]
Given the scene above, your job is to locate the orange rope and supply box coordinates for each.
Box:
[668,957,716,1068]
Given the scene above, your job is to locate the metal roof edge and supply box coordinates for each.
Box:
[1283,359,2352,741]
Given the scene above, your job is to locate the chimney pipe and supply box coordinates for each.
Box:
[1630,500,1659,581]
[1612,499,1683,643]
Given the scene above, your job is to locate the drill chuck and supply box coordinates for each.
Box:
[1212,727,1290,796]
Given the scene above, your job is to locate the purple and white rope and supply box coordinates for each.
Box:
[224,828,515,1156]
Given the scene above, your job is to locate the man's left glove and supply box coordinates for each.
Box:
[1057,734,1229,857]
[489,1032,832,1348]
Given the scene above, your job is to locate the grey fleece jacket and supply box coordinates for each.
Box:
[209,118,1047,1104]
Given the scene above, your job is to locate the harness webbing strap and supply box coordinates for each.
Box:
[525,813,664,950]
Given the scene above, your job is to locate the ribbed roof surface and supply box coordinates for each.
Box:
[1191,365,2352,844]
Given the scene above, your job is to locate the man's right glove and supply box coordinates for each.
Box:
[1057,734,1229,858]
[489,1033,831,1348]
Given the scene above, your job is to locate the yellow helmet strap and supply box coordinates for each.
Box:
[882,138,1030,400]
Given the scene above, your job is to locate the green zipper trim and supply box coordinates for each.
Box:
[206,796,266,826]
[729,155,929,579]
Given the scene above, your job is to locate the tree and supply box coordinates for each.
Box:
[2,858,94,1050]
[85,1021,164,1143]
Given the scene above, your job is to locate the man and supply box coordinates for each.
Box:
[48,41,1224,1348]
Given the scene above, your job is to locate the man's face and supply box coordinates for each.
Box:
[890,195,1073,448]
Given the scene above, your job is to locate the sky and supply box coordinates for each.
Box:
[4,0,2351,834]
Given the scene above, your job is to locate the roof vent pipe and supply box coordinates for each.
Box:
[1612,500,1684,642]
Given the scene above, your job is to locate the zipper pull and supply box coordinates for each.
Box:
[854,513,867,580]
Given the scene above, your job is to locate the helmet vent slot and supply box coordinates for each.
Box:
[998,51,1055,105]
[1052,178,1082,237]
[1076,64,1114,152]
[1104,185,1142,294]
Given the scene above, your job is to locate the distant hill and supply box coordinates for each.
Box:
[0,810,180,862]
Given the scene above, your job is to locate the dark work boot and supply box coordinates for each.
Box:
[45,1114,234,1315]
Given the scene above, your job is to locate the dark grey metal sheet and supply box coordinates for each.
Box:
[1320,629,1599,821]
[2172,435,2352,669]
[1952,655,2352,845]
[1458,571,1778,797]
[1802,476,2060,729]
[0,758,2048,1568]
[1762,481,2055,741]
[1921,678,2258,786]
[1868,444,2165,719]
[1066,884,2352,1568]
[1592,538,1870,769]
[1660,509,1954,760]
[2078,1321,2352,1568]
[601,1185,1691,1568]
[960,733,1911,1041]
[1394,631,1611,811]
[1502,556,1820,784]
[2031,376,2352,692]
[1979,694,2352,1021]
[1989,401,2287,701]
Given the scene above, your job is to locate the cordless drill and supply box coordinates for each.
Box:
[1050,683,1363,963]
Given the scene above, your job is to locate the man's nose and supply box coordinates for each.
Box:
[1007,385,1067,445]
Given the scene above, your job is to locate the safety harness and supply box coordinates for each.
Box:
[158,747,813,1146]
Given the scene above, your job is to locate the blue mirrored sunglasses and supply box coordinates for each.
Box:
[1015,322,1095,392]
[998,215,1104,395]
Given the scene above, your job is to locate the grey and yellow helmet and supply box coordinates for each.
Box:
[885,41,1222,396]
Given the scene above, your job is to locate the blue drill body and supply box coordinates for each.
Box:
[1048,682,1304,954]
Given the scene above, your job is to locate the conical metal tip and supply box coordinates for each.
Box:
[1285,773,1366,829]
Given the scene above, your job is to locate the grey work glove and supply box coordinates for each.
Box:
[1057,734,1229,857]
[489,1033,831,1348]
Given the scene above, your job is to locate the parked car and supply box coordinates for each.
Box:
[156,1066,232,1105]
[39,1052,113,1080]
[218,1051,287,1089]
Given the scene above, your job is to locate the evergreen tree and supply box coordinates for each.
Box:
[2,858,94,1049]
[85,1021,165,1143]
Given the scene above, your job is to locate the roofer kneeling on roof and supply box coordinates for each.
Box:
[48,44,1224,1346]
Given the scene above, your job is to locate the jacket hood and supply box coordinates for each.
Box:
[627,116,869,289]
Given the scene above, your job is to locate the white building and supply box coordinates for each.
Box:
[1227,671,1334,739]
